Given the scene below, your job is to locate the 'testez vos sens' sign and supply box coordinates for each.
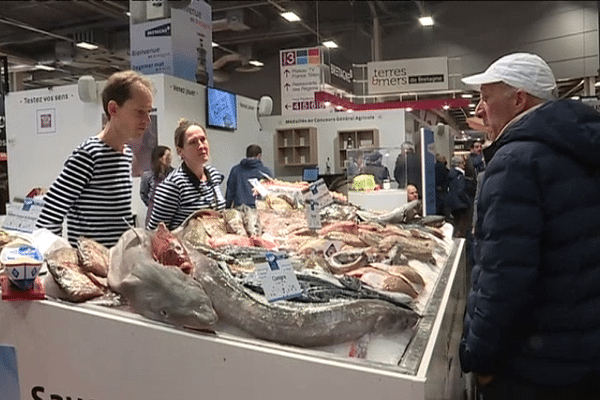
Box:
[367,57,448,95]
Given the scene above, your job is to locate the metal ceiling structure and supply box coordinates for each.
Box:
[0,0,589,131]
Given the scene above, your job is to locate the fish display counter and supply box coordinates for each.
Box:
[0,234,466,400]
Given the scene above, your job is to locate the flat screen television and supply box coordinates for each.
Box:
[206,87,237,131]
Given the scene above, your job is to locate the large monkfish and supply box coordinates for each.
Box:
[108,228,217,330]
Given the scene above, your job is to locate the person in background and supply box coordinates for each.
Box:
[460,52,600,399]
[464,140,485,199]
[445,156,471,238]
[225,144,272,208]
[360,151,389,185]
[394,142,421,194]
[434,153,449,216]
[406,184,419,202]
[146,119,225,230]
[405,184,422,220]
[140,145,173,225]
[36,70,154,247]
[465,140,485,178]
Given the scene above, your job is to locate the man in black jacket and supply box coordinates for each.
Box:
[460,53,600,399]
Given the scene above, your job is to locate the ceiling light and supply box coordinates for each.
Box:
[212,42,219,47]
[461,93,473,98]
[571,96,580,100]
[35,64,55,71]
[281,11,301,22]
[419,16,434,26]
[76,42,98,50]
[469,110,476,115]
[125,11,131,17]
[443,104,450,110]
[405,107,413,112]
[335,105,344,110]
[322,40,338,48]
[469,103,476,108]
[595,81,600,87]
[346,109,354,113]
[324,101,331,107]
[249,60,264,67]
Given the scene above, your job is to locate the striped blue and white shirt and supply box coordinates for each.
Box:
[36,137,134,247]
[146,163,226,230]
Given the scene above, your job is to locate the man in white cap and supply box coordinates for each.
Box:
[459,52,600,399]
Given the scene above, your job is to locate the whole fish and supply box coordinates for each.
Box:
[109,228,218,329]
[356,200,421,224]
[45,247,105,302]
[193,255,419,348]
[77,237,109,277]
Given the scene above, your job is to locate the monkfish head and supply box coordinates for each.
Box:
[120,248,218,329]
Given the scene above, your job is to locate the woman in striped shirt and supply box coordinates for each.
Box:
[36,70,154,247]
[146,119,226,230]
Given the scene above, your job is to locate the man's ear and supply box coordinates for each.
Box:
[515,89,529,112]
[107,99,118,117]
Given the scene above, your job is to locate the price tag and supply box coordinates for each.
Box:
[301,178,333,209]
[324,240,343,257]
[2,199,44,233]
[255,252,302,302]
[305,199,321,229]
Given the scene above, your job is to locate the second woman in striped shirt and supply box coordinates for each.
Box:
[146,119,226,230]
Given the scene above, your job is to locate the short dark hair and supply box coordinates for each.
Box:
[174,118,205,149]
[469,140,482,150]
[101,70,153,120]
[246,144,262,158]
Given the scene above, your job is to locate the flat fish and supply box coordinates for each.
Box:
[109,228,218,329]
[347,267,419,299]
[193,255,419,348]
[45,247,105,302]
[77,237,109,277]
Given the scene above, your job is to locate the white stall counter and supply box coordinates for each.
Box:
[0,240,466,400]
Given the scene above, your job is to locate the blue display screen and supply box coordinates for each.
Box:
[302,167,319,182]
[206,87,237,131]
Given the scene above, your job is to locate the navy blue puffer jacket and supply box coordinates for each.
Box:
[460,99,600,385]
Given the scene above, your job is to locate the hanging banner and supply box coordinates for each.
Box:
[130,18,174,76]
[367,57,448,95]
[171,0,213,86]
[130,0,212,86]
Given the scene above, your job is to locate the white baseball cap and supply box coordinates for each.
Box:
[462,53,557,100]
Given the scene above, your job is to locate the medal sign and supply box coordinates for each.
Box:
[255,253,302,302]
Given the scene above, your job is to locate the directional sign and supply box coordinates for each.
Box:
[280,47,327,115]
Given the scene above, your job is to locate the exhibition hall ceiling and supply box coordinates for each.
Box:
[0,1,587,131]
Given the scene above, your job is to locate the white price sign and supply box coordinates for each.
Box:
[302,178,333,209]
[2,199,44,233]
[255,253,302,302]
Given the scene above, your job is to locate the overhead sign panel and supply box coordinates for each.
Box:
[367,57,448,95]
[280,47,327,115]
